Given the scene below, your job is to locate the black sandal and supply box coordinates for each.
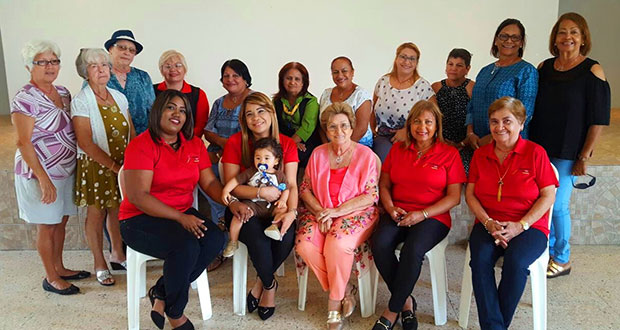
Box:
[148,285,165,329]
[258,279,278,320]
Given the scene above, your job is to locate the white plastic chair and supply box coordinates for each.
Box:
[295,241,379,318]
[119,167,213,330]
[458,164,558,330]
[371,235,450,325]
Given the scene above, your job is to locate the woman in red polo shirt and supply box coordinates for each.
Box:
[119,90,250,329]
[466,97,557,330]
[371,100,466,330]
[221,91,299,320]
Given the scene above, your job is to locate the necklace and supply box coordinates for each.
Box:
[333,143,353,164]
[415,142,433,159]
[93,88,110,103]
[554,55,582,71]
[495,151,515,202]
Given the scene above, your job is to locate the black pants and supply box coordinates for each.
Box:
[120,207,225,318]
[371,214,449,313]
[225,207,296,288]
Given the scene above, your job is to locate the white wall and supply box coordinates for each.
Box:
[1,0,558,112]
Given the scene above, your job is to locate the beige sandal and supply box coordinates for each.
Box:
[327,310,343,330]
[547,259,571,278]
[341,284,358,317]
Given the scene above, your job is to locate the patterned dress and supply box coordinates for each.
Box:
[74,103,129,209]
[436,79,473,173]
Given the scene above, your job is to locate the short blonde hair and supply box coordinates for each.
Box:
[22,40,61,70]
[75,48,112,80]
[320,102,356,132]
[158,50,188,75]
[488,96,526,124]
[403,100,444,148]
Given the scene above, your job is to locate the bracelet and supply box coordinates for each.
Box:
[228,196,239,203]
[467,132,475,137]
[257,187,262,200]
[484,217,493,230]
[459,141,465,147]
[290,208,298,217]
[422,209,429,219]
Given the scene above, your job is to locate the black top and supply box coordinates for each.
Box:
[530,58,610,160]
[153,84,201,119]
[436,78,471,143]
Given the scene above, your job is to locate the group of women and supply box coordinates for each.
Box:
[12,12,610,330]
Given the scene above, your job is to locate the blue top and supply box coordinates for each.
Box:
[107,67,155,135]
[465,60,538,139]
[204,95,242,153]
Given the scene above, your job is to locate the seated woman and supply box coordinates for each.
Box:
[273,62,320,168]
[432,48,475,173]
[466,97,557,330]
[319,56,373,149]
[154,50,210,138]
[119,90,247,330]
[221,92,299,320]
[371,100,466,330]
[72,48,135,286]
[295,102,379,330]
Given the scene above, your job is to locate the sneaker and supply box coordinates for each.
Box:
[264,224,282,241]
[223,241,239,258]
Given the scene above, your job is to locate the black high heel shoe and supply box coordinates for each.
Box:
[247,290,260,313]
[258,279,278,320]
[401,295,418,330]
[172,319,194,330]
[148,285,165,329]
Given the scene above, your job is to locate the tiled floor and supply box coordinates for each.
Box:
[2,245,619,329]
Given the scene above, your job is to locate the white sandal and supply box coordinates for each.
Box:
[96,269,115,286]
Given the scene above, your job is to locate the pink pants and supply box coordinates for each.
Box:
[295,207,378,300]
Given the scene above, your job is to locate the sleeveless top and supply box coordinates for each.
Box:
[436,79,470,143]
[154,84,200,119]
[530,58,611,160]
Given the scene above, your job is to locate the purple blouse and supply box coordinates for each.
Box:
[11,84,76,180]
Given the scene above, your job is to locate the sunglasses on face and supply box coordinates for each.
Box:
[572,174,596,189]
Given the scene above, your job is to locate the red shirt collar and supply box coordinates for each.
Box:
[156,80,191,93]
[483,137,527,161]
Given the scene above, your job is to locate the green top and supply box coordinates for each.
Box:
[278,92,319,142]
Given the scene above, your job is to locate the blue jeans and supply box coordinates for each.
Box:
[549,158,574,264]
[469,223,547,330]
[205,162,226,225]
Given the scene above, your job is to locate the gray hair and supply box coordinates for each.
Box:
[158,50,188,74]
[22,40,61,70]
[75,48,112,80]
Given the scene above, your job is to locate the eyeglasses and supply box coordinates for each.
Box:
[163,63,184,70]
[572,174,596,189]
[32,59,61,66]
[326,123,351,132]
[497,33,523,42]
[114,43,137,54]
[398,54,417,62]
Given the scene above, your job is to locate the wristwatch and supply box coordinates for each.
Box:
[519,220,530,231]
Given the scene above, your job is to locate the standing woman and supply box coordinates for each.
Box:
[104,29,155,135]
[373,42,435,162]
[154,50,210,138]
[319,56,373,149]
[432,48,475,173]
[12,40,87,295]
[221,92,299,320]
[466,18,538,149]
[530,12,610,278]
[273,62,320,168]
[72,48,136,286]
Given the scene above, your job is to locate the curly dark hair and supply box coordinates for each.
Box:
[254,137,283,170]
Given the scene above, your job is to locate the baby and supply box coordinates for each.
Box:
[222,138,290,257]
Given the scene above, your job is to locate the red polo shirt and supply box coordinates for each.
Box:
[382,141,467,228]
[155,81,209,138]
[221,132,299,172]
[119,131,211,220]
[468,138,558,235]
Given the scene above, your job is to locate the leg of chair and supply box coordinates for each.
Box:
[297,265,309,311]
[126,247,139,330]
[139,257,148,298]
[530,248,549,330]
[427,237,448,325]
[357,265,374,318]
[195,269,213,320]
[233,242,248,316]
[276,262,285,277]
[458,246,473,329]
[370,262,379,312]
